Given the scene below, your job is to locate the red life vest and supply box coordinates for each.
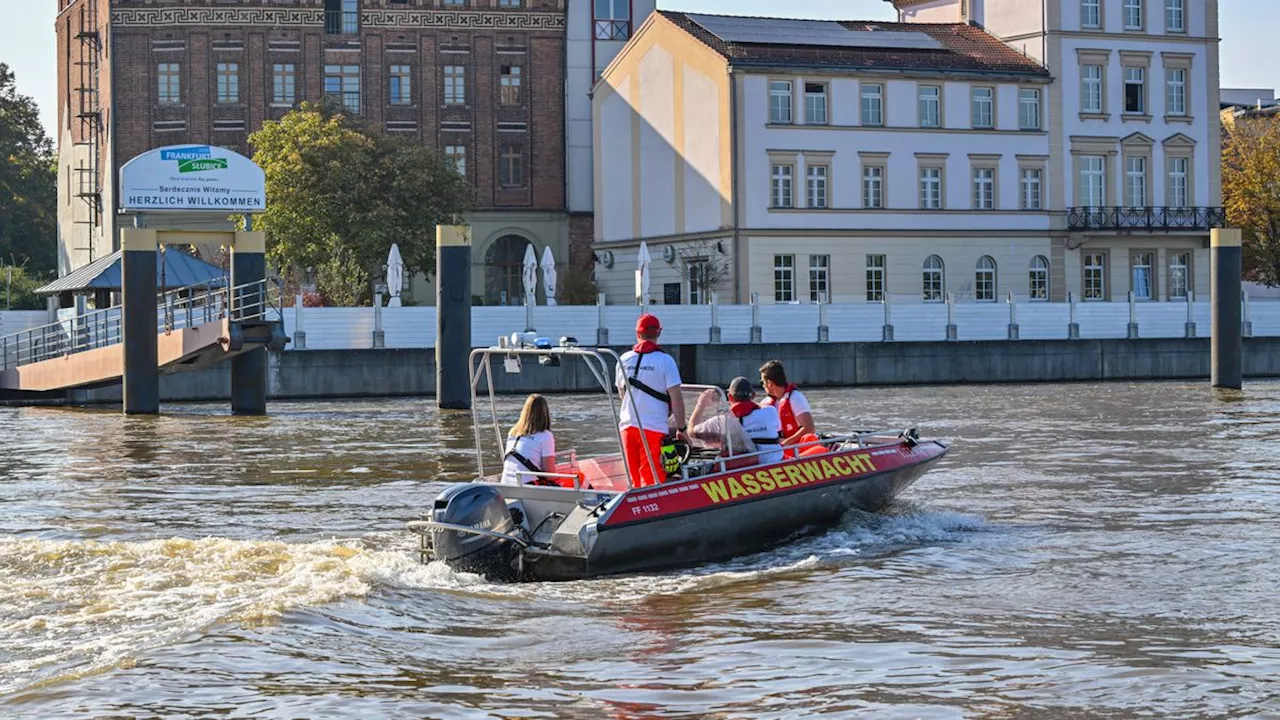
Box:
[632,340,662,354]
[775,384,800,438]
[730,400,758,419]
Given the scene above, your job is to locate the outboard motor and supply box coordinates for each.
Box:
[431,483,523,581]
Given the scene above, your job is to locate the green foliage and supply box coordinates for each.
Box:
[1224,117,1280,286]
[557,261,600,305]
[1,264,48,311]
[248,103,471,305]
[0,63,57,275]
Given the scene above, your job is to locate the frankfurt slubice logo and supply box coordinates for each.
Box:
[160,146,228,174]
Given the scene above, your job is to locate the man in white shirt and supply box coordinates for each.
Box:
[615,314,687,487]
[759,360,816,448]
[696,376,783,464]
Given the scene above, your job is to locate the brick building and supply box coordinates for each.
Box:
[54,0,654,305]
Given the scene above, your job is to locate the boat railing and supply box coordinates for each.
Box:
[682,428,916,478]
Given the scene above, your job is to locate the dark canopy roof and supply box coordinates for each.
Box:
[37,249,227,295]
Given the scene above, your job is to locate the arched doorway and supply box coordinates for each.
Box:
[485,234,532,306]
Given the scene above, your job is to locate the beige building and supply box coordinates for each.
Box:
[592,5,1224,306]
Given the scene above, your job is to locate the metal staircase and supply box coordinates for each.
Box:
[72,0,103,259]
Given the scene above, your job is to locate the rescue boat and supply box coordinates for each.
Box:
[408,340,949,582]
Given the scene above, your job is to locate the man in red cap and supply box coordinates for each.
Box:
[615,313,687,487]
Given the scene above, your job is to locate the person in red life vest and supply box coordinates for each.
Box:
[615,314,687,488]
[688,376,784,464]
[759,359,818,449]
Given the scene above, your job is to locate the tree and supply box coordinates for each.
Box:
[677,239,732,303]
[0,63,57,275]
[1223,116,1280,286]
[248,102,470,305]
[2,264,47,311]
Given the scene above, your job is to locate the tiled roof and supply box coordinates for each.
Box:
[658,11,1050,78]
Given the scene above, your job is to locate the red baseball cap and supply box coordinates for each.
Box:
[636,313,662,333]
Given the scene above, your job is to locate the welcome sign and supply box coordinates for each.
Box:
[119,145,266,213]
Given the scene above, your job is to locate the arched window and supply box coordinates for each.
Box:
[975,256,997,301]
[1029,256,1049,301]
[485,235,532,306]
[922,255,945,302]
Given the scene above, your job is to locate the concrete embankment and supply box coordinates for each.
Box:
[6,337,1268,405]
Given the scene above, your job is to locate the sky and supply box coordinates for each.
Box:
[3,0,1276,138]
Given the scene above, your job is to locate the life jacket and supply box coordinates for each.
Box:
[730,400,780,446]
[775,384,801,438]
[624,341,671,406]
[504,436,541,474]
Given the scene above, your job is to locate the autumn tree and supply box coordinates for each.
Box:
[0,63,57,275]
[248,102,470,305]
[1223,116,1280,286]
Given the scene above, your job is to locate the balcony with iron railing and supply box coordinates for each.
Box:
[1067,206,1227,232]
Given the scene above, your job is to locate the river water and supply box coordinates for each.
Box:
[1,381,1279,718]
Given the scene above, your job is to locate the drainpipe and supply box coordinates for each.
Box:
[728,66,742,304]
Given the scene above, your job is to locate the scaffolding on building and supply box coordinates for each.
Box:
[73,0,103,262]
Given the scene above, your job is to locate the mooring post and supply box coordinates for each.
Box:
[945,292,957,341]
[1211,228,1243,390]
[437,225,472,410]
[1007,291,1020,340]
[1184,290,1196,339]
[1067,291,1080,339]
[749,292,762,344]
[121,226,159,414]
[709,292,722,344]
[230,217,268,415]
[596,292,609,347]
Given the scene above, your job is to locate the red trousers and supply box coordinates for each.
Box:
[622,427,666,488]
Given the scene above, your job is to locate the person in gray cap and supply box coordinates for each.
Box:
[688,376,784,464]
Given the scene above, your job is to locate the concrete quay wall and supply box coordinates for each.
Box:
[52,337,1280,404]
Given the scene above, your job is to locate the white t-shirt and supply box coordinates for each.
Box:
[764,388,812,428]
[501,431,555,484]
[615,349,682,432]
[739,405,784,464]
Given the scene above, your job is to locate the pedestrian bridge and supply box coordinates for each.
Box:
[0,280,286,393]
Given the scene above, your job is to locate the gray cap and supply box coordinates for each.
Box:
[728,376,754,400]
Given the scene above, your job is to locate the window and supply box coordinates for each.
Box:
[1125,156,1147,207]
[389,65,412,105]
[771,164,794,208]
[216,62,239,104]
[273,63,296,105]
[806,165,828,209]
[862,165,884,209]
[442,0,465,5]
[1166,68,1186,116]
[809,255,830,303]
[594,0,631,40]
[500,65,522,105]
[1084,252,1107,300]
[920,167,942,209]
[923,255,944,302]
[919,85,940,128]
[445,145,466,177]
[499,0,521,6]
[866,255,885,302]
[326,0,359,34]
[861,83,883,126]
[1081,0,1101,28]
[971,87,993,128]
[1081,155,1106,207]
[804,82,828,125]
[1169,253,1189,299]
[324,64,360,113]
[774,255,795,302]
[1132,252,1154,300]
[1169,157,1189,208]
[975,256,997,302]
[1082,65,1104,114]
[444,65,466,105]
[157,63,180,105]
[769,81,793,124]
[1123,0,1144,30]
[500,146,524,187]
[1019,88,1041,130]
[1166,0,1185,32]
[1029,256,1049,301]
[1021,168,1043,210]
[687,258,711,305]
[973,167,995,210]
[1124,67,1145,114]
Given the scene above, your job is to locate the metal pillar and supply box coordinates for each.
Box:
[230,223,268,415]
[121,227,159,414]
[437,225,472,410]
[1211,228,1243,390]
